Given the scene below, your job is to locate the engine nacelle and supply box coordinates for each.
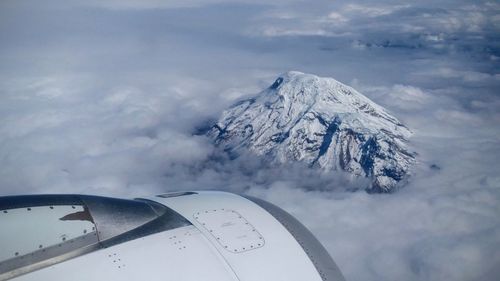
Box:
[0,191,345,281]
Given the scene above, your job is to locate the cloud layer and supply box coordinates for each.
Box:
[0,0,499,280]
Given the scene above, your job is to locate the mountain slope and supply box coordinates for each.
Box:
[207,71,415,192]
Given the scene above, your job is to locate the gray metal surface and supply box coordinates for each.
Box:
[0,195,190,280]
[0,233,100,280]
[80,196,160,242]
[244,195,346,281]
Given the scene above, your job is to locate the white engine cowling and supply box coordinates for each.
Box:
[0,191,345,281]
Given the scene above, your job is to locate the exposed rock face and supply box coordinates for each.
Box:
[207,71,415,192]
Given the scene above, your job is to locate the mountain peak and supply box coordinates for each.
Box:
[208,72,416,192]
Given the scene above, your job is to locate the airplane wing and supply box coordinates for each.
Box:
[0,191,345,281]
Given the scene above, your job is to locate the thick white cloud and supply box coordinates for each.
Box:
[0,0,499,280]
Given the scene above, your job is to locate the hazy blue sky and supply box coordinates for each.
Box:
[1,1,499,280]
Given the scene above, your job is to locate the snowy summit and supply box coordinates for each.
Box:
[208,71,416,192]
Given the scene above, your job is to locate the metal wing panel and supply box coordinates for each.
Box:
[0,195,190,280]
[149,191,325,281]
[11,225,239,281]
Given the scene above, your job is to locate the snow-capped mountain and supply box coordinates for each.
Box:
[207,71,416,192]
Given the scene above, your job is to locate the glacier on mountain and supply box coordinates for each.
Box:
[207,71,416,192]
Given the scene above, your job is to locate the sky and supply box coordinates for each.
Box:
[0,0,499,280]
